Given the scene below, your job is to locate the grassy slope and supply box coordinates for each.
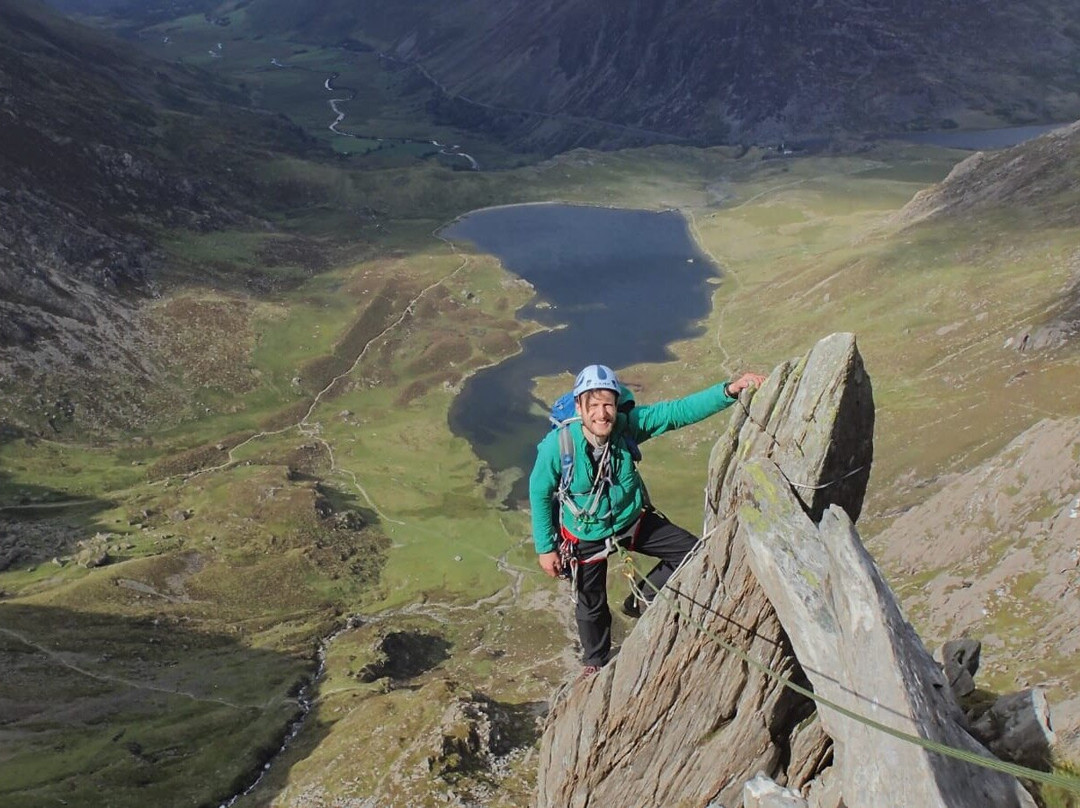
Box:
[3,10,1079,806]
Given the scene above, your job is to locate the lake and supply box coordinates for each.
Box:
[441,203,720,503]
[893,122,1071,150]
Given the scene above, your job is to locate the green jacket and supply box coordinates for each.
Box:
[529,381,738,554]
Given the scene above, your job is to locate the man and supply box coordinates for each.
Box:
[529,363,767,677]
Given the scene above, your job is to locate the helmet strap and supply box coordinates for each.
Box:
[582,427,610,448]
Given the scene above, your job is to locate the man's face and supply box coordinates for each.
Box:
[576,390,617,442]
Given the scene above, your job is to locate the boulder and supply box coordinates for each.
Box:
[74,533,113,568]
[427,693,511,777]
[743,774,808,808]
[970,688,1056,771]
[941,638,981,698]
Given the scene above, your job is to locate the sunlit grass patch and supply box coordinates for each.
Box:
[0,440,143,503]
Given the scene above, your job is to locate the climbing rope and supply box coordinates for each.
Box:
[613,542,1080,794]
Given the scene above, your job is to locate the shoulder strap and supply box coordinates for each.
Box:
[554,418,579,505]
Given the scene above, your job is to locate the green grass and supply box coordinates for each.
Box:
[0,441,144,502]
[1040,762,1080,808]
[0,600,311,808]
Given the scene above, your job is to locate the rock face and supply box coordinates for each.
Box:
[741,469,1034,807]
[537,333,1036,807]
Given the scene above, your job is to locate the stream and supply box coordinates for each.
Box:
[270,59,479,169]
[218,617,361,807]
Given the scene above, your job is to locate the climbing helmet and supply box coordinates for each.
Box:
[572,364,620,400]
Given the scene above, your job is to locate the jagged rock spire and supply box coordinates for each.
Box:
[536,333,1035,808]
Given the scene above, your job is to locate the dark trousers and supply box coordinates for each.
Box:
[574,509,698,667]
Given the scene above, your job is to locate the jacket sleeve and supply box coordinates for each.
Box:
[528,433,561,554]
[629,381,737,442]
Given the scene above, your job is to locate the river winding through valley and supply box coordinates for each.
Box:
[270,58,479,169]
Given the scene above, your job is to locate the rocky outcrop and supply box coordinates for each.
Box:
[427,692,515,778]
[537,333,872,807]
[537,333,1038,807]
[941,638,982,699]
[741,465,1034,807]
[970,689,1056,771]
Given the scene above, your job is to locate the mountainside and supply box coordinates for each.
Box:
[875,415,1080,758]
[0,0,320,433]
[896,120,1080,226]
[891,120,1080,352]
[239,0,1080,148]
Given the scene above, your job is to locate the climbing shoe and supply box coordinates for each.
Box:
[578,664,602,681]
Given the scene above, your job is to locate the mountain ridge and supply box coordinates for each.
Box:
[236,0,1080,149]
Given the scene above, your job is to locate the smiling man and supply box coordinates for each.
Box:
[529,363,766,678]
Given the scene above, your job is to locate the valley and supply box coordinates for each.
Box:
[2,3,1080,807]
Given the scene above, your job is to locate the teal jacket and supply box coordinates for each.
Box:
[529,382,738,554]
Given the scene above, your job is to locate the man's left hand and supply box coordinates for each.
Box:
[726,372,767,397]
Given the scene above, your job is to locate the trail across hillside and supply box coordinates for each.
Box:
[180,241,473,527]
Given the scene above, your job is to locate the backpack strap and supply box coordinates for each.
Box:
[554,416,579,509]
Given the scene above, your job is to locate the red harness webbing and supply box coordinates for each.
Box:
[559,512,644,565]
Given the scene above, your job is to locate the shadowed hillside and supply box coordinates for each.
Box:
[0,0,333,433]
[231,0,1080,150]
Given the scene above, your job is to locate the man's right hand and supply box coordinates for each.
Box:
[538,551,562,578]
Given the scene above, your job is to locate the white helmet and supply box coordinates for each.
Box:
[573,364,620,399]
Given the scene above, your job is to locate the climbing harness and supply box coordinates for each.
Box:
[556,434,613,527]
[558,511,644,602]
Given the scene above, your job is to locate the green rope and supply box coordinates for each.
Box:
[613,543,1080,794]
